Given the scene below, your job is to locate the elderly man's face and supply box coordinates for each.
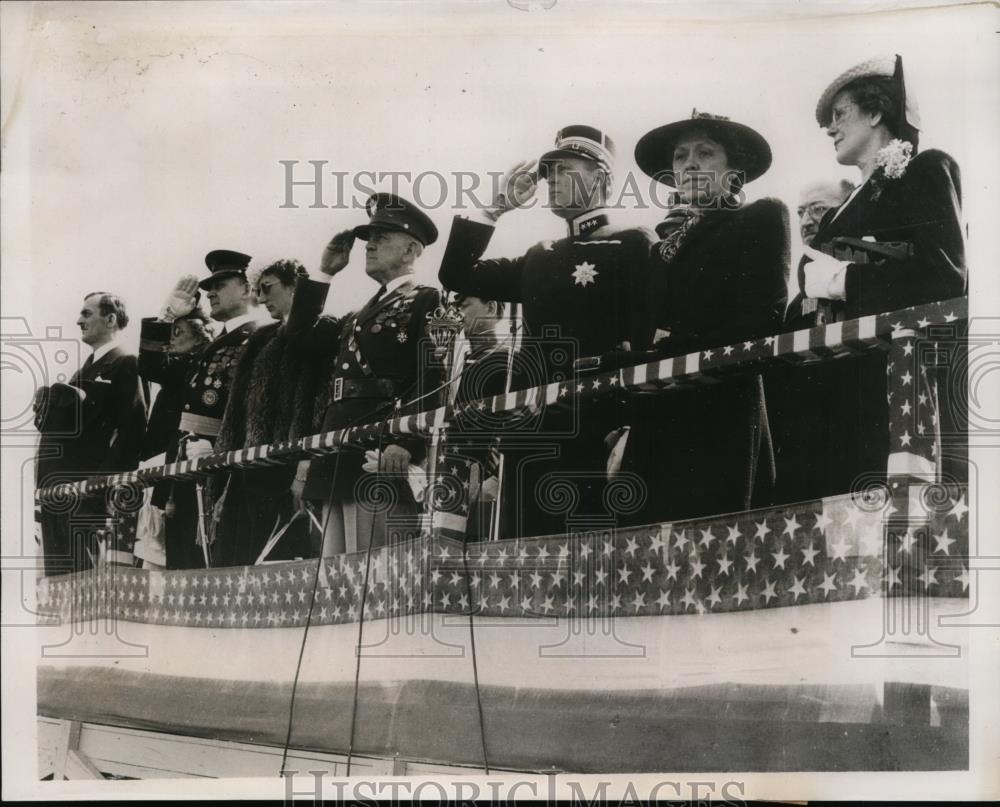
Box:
[364,228,418,284]
[797,181,851,244]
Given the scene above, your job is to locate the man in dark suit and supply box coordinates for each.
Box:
[35,292,147,576]
[286,193,442,556]
[438,125,655,538]
[766,178,854,506]
[138,250,258,568]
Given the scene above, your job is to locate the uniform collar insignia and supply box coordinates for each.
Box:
[569,208,610,237]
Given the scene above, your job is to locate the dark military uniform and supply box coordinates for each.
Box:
[285,193,443,552]
[287,278,441,498]
[139,316,258,568]
[439,207,655,538]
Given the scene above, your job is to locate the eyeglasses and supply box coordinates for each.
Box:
[797,202,832,221]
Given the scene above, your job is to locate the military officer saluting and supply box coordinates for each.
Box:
[139,249,258,568]
[438,125,655,538]
[286,194,442,556]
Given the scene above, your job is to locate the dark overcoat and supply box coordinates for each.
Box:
[775,149,966,503]
[36,346,147,576]
[211,320,335,565]
[623,197,790,525]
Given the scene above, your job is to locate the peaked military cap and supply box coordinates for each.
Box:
[199,249,252,290]
[538,124,616,179]
[351,193,438,246]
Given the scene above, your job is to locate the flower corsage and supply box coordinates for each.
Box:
[870,139,913,201]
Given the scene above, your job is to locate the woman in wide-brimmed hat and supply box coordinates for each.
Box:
[618,110,790,525]
[777,55,967,504]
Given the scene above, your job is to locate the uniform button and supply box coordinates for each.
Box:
[342,363,350,370]
[355,325,361,332]
[184,404,191,410]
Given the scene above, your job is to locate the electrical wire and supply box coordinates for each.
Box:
[344,409,393,776]
[278,320,514,777]
[462,529,491,774]
[278,398,397,777]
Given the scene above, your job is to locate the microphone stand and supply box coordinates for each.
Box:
[489,303,522,542]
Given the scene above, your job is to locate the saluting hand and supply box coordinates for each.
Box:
[161,274,200,321]
[489,159,538,219]
[319,230,355,276]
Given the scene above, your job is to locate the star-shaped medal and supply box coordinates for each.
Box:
[572,261,598,286]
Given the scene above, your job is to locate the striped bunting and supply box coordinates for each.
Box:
[35,296,967,503]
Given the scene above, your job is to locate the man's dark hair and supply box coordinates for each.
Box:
[454,293,506,318]
[84,291,129,329]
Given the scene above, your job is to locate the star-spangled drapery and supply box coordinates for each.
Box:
[38,485,970,629]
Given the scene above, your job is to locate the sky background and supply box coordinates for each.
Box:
[2,4,999,800]
[2,0,996,356]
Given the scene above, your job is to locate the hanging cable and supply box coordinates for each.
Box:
[345,406,394,775]
[278,327,515,776]
[461,526,491,774]
[278,398,397,777]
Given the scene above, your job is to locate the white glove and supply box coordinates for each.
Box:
[184,438,214,458]
[483,159,538,221]
[362,450,428,502]
[479,475,499,502]
[802,246,848,300]
[161,275,200,322]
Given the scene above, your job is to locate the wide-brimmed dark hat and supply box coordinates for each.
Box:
[538,124,615,179]
[352,193,438,246]
[635,109,772,186]
[199,249,252,290]
[814,54,920,145]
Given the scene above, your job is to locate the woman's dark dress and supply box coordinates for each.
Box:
[624,197,790,524]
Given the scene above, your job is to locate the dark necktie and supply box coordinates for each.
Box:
[81,353,94,374]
